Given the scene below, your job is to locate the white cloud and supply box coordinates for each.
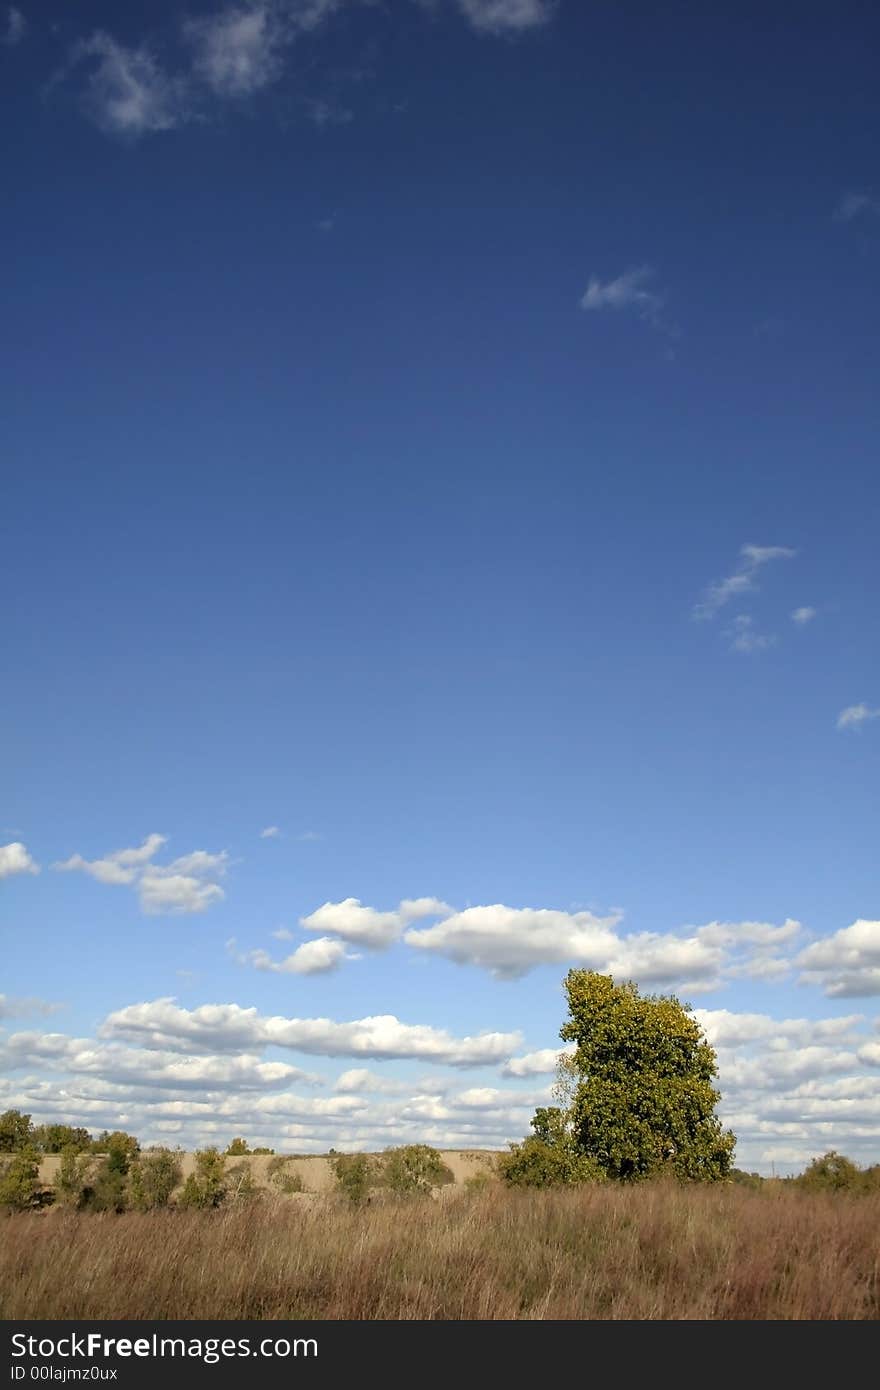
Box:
[272,926,294,940]
[184,4,288,97]
[53,836,227,915]
[502,1045,574,1077]
[456,0,556,34]
[726,613,774,654]
[260,825,281,838]
[798,920,880,996]
[101,997,522,1066]
[73,32,189,137]
[240,936,351,975]
[836,704,880,731]
[792,606,816,626]
[0,842,40,879]
[3,5,24,44]
[298,830,322,841]
[834,191,880,223]
[580,265,662,319]
[300,896,451,949]
[0,995,60,1021]
[693,541,796,621]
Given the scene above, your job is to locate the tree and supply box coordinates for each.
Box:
[0,1147,40,1210]
[179,1148,227,1209]
[128,1149,182,1210]
[0,1110,34,1153]
[559,970,735,1182]
[382,1145,454,1197]
[225,1137,250,1156]
[796,1151,861,1192]
[32,1124,92,1155]
[499,1109,605,1189]
[331,1152,374,1205]
[56,1148,93,1208]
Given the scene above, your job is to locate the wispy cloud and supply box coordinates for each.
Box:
[183,4,288,98]
[456,0,557,34]
[836,703,880,732]
[0,994,60,1020]
[3,5,24,45]
[834,190,880,223]
[259,825,281,838]
[53,835,228,915]
[304,95,352,127]
[726,614,775,654]
[580,265,663,320]
[693,542,796,621]
[791,606,816,626]
[71,32,190,137]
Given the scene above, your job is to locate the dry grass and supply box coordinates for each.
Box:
[2,1185,879,1320]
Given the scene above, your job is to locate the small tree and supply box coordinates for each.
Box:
[382,1145,454,1197]
[32,1124,93,1155]
[499,1109,604,1188]
[560,970,735,1182]
[796,1151,861,1192]
[179,1148,227,1209]
[56,1147,93,1208]
[331,1152,374,1205]
[0,1110,34,1153]
[225,1137,250,1156]
[128,1149,182,1210]
[0,1147,40,1209]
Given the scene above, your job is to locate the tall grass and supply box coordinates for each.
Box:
[2,1185,878,1320]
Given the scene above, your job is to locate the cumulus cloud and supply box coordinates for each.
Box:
[791,606,816,626]
[300,896,451,949]
[798,920,880,997]
[0,842,39,879]
[237,936,352,975]
[693,541,796,622]
[3,5,24,44]
[53,836,228,915]
[456,0,556,34]
[101,997,522,1066]
[502,1045,574,1077]
[404,905,802,986]
[836,704,880,731]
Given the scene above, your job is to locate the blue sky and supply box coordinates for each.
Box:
[2,0,879,1170]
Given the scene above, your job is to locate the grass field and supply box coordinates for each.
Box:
[3,1184,879,1320]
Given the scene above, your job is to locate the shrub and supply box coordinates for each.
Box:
[225,1138,250,1156]
[179,1148,227,1209]
[332,1153,374,1205]
[56,1148,93,1208]
[0,1148,40,1210]
[382,1145,454,1197]
[267,1157,304,1194]
[225,1162,258,1203]
[127,1149,182,1211]
[498,1136,605,1188]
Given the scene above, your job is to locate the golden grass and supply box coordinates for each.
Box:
[3,1185,879,1320]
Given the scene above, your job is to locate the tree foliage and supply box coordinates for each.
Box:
[331,1152,375,1205]
[179,1148,227,1209]
[128,1149,182,1210]
[0,1110,34,1153]
[382,1145,454,1196]
[0,1147,40,1210]
[560,971,735,1182]
[225,1137,250,1155]
[499,1108,605,1188]
[32,1124,93,1155]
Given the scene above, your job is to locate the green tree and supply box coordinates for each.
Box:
[127,1149,182,1210]
[796,1151,861,1192]
[0,1110,34,1153]
[179,1148,227,1209]
[499,1108,605,1189]
[0,1147,40,1209]
[32,1124,93,1155]
[331,1152,374,1205]
[56,1147,92,1207]
[225,1137,250,1156]
[559,970,735,1182]
[382,1145,454,1197]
